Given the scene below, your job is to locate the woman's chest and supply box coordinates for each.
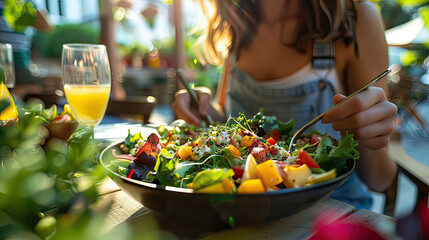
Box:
[236,40,350,92]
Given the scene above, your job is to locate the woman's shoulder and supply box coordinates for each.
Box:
[338,1,385,53]
[355,1,384,26]
[334,0,388,92]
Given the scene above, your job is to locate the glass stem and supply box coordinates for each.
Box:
[90,125,95,140]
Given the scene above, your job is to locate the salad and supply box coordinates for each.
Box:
[108,111,359,194]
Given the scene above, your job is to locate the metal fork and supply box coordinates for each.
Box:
[287,69,392,153]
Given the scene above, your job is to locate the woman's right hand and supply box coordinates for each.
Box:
[172,87,212,126]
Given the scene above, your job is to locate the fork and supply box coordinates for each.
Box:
[287,69,392,154]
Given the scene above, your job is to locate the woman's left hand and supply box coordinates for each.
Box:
[322,86,398,150]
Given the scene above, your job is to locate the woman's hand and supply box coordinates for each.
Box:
[172,86,212,126]
[322,86,398,150]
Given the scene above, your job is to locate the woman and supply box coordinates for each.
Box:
[173,0,397,209]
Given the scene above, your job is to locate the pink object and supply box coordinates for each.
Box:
[309,212,386,240]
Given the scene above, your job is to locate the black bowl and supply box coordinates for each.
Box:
[99,141,355,233]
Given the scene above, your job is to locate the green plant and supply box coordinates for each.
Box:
[0,93,127,239]
[43,24,100,59]
[3,0,38,32]
[152,37,174,57]
[118,41,149,58]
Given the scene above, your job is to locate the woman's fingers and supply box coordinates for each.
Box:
[322,86,398,150]
[322,87,385,124]
[173,90,201,126]
[340,118,395,140]
[194,87,212,117]
[330,101,397,130]
[172,87,213,126]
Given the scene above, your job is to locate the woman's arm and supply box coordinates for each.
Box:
[322,1,398,192]
[33,8,52,31]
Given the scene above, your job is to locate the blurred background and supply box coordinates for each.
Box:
[11,0,221,124]
[5,0,427,124]
[1,0,429,227]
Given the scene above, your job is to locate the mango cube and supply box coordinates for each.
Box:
[257,160,283,189]
[283,164,312,187]
[237,179,265,194]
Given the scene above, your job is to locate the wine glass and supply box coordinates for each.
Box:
[0,43,15,90]
[61,44,111,137]
[0,43,17,125]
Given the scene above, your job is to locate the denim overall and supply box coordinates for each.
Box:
[225,40,373,210]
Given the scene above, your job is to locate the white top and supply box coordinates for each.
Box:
[250,63,345,94]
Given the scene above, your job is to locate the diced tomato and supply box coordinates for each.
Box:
[232,165,245,179]
[269,145,278,155]
[266,137,276,146]
[251,147,267,163]
[311,134,323,146]
[297,149,320,168]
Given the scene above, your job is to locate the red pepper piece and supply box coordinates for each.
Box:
[266,137,277,146]
[297,149,320,168]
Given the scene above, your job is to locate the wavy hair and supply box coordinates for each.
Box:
[196,0,357,65]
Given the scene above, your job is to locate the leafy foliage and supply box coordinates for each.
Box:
[313,133,359,172]
[3,0,37,32]
[191,169,234,190]
[147,148,180,187]
[0,103,134,239]
[43,24,99,59]
[124,129,143,153]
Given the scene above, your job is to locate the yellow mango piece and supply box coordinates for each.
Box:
[60,104,76,120]
[282,176,295,189]
[227,144,241,158]
[256,160,283,189]
[240,135,255,147]
[221,178,236,193]
[241,154,258,183]
[197,182,223,193]
[197,178,235,194]
[0,81,18,121]
[177,145,192,160]
[307,169,337,185]
[284,164,312,187]
[237,179,265,194]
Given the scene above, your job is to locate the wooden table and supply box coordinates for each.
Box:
[94,123,397,239]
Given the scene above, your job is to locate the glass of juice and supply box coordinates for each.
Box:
[61,44,111,134]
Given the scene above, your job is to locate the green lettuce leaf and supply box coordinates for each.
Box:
[313,133,359,172]
[147,149,180,187]
[124,129,143,152]
[192,168,234,190]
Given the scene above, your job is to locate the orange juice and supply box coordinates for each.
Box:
[64,84,111,126]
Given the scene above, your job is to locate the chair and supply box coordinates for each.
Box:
[105,96,157,124]
[382,170,399,217]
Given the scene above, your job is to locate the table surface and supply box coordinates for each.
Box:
[94,123,397,239]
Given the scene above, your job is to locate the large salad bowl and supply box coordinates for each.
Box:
[99,141,355,233]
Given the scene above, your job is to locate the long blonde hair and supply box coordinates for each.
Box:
[197,0,357,65]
